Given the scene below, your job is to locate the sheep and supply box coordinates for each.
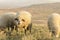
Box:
[0,12,20,34]
[48,13,60,37]
[17,11,32,34]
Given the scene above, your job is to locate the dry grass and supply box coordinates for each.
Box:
[0,24,49,40]
[0,24,60,40]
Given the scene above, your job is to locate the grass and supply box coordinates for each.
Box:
[0,24,60,40]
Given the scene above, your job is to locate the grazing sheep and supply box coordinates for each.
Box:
[48,13,60,37]
[17,11,32,34]
[0,12,20,33]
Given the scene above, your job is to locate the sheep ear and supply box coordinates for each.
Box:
[16,12,20,18]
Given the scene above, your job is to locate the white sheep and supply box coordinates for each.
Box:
[17,11,32,34]
[48,13,60,37]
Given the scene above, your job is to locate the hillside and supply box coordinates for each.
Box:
[20,2,60,24]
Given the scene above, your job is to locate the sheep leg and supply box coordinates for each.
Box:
[8,27,9,31]
[29,23,32,33]
[52,30,57,37]
[15,26,18,32]
[11,27,14,32]
[25,29,27,35]
[27,23,32,33]
[23,26,27,35]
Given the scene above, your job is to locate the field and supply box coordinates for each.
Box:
[0,3,60,40]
